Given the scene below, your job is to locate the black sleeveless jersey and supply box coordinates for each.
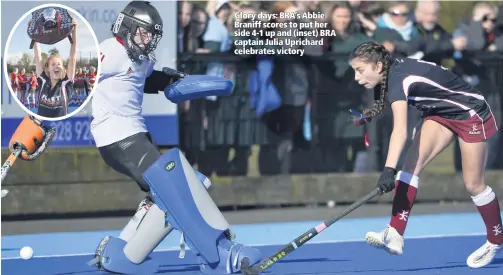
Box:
[386,58,490,120]
[37,71,73,118]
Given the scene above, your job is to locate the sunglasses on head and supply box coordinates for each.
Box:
[389,9,409,17]
[483,14,496,22]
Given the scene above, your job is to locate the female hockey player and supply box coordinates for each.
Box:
[87,1,261,274]
[32,19,78,118]
[349,41,501,268]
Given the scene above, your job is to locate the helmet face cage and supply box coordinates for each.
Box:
[111,8,163,62]
[128,20,162,59]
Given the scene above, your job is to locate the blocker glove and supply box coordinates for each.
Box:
[377,167,397,194]
[162,67,188,80]
[8,115,56,161]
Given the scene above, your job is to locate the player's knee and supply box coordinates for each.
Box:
[140,149,211,191]
[130,172,151,192]
[464,177,486,196]
[194,170,211,189]
[137,182,150,193]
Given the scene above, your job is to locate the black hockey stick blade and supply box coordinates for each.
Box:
[240,188,381,274]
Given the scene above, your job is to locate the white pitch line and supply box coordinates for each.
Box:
[1,232,486,260]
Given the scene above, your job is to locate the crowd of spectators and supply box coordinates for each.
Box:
[176,0,503,176]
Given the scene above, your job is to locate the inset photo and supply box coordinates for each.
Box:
[3,4,100,121]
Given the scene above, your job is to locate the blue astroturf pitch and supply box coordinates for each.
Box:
[2,212,503,274]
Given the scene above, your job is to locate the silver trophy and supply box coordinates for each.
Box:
[42,8,58,29]
[27,6,74,49]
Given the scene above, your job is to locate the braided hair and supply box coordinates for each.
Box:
[349,42,392,119]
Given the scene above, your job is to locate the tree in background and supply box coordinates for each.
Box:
[48,47,59,56]
[16,53,32,69]
[437,1,477,32]
[8,48,59,73]
[75,57,99,69]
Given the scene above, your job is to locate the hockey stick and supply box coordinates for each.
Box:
[1,148,22,198]
[240,188,381,275]
[1,148,22,182]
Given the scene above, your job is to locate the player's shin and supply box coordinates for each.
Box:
[118,196,155,242]
[389,171,419,235]
[88,169,214,274]
[88,197,161,273]
[143,148,261,274]
[471,186,503,244]
[123,204,173,264]
[118,169,211,242]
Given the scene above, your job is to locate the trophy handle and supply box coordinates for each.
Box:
[29,39,35,49]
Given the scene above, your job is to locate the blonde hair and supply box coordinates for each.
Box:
[473,2,497,20]
[44,54,66,79]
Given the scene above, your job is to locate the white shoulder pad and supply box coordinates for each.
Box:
[99,38,131,77]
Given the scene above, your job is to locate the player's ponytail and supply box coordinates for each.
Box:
[349,42,392,118]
